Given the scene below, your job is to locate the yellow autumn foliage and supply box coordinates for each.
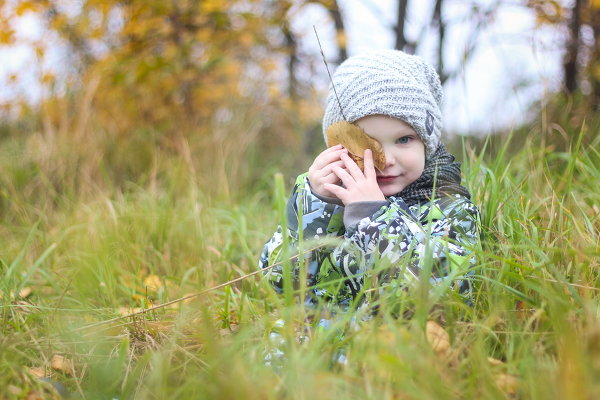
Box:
[0,0,318,148]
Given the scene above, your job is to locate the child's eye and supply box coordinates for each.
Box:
[396,136,412,144]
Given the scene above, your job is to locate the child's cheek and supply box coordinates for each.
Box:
[408,147,425,171]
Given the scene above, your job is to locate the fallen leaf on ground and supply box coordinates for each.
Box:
[143,275,162,291]
[326,121,386,171]
[425,320,451,355]
[19,287,32,298]
[487,357,505,366]
[495,373,518,395]
[28,367,47,378]
[515,300,533,320]
[1,287,33,300]
[50,354,74,376]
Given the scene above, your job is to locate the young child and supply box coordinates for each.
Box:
[258,49,480,315]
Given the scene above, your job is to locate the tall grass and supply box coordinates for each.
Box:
[1,102,599,399]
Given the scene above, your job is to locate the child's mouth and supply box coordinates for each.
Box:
[376,176,397,183]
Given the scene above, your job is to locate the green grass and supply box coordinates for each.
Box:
[1,114,599,399]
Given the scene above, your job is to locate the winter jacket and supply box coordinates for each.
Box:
[258,173,481,309]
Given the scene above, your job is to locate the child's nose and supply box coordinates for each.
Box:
[384,149,396,167]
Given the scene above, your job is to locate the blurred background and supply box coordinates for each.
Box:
[0,0,598,199]
[2,3,600,397]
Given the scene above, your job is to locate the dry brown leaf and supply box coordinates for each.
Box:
[326,121,386,171]
[19,287,32,298]
[143,275,162,291]
[28,367,47,378]
[1,289,32,301]
[495,373,518,396]
[487,356,505,366]
[50,354,74,376]
[425,320,451,355]
[515,300,529,320]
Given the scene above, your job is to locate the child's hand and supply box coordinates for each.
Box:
[324,149,385,205]
[308,144,348,198]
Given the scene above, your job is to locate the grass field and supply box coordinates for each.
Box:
[1,113,599,399]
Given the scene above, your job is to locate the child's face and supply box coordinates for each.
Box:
[355,115,425,197]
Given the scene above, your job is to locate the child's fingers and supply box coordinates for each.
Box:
[309,171,342,198]
[312,147,347,169]
[363,149,376,180]
[323,183,346,199]
[311,160,345,182]
[325,160,345,171]
[312,146,339,166]
[320,144,343,158]
[332,165,354,188]
[323,161,346,179]
[340,152,365,180]
[319,170,342,185]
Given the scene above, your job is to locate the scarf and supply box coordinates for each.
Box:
[397,143,471,206]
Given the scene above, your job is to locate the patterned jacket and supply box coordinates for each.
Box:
[258,173,481,308]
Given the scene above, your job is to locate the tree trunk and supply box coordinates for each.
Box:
[327,0,347,63]
[433,0,447,83]
[591,9,600,110]
[564,0,582,93]
[283,24,299,101]
[395,0,409,51]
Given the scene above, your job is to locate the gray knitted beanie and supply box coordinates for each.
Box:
[322,49,443,157]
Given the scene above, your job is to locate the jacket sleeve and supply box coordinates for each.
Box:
[258,173,344,293]
[331,195,480,298]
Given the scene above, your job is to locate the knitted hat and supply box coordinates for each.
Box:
[322,49,443,157]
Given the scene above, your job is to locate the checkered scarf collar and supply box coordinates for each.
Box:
[396,143,471,206]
